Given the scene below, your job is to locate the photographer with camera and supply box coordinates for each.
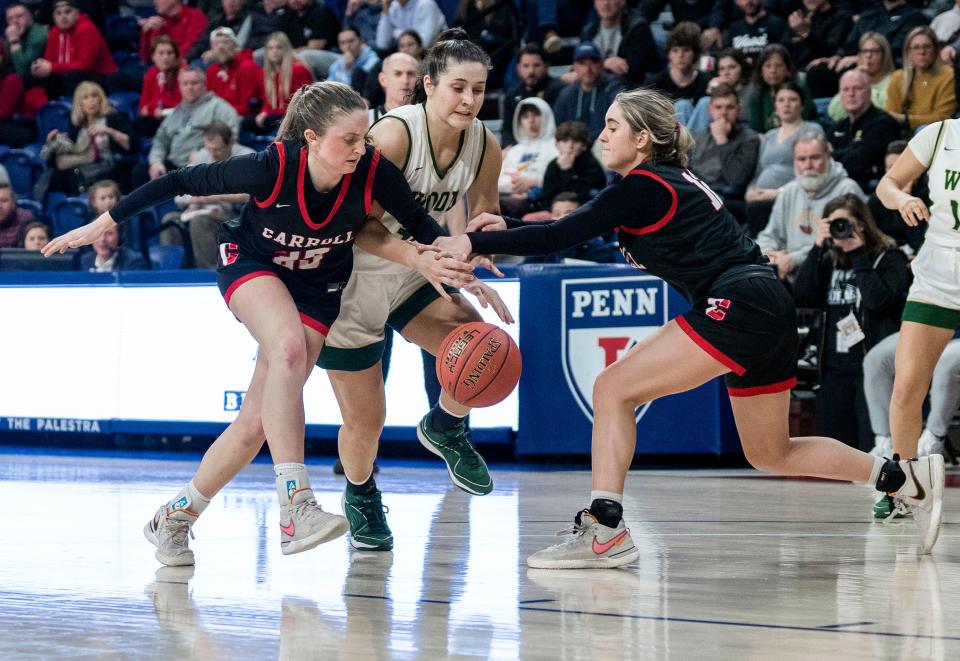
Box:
[794,193,909,450]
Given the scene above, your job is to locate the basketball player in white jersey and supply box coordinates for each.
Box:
[317,28,509,551]
[877,119,960,515]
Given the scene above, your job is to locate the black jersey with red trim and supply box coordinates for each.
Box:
[110,141,445,282]
[468,160,765,302]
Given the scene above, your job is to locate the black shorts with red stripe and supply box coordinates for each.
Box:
[676,268,798,397]
[216,242,344,337]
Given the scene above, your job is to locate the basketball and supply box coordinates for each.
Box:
[436,322,522,408]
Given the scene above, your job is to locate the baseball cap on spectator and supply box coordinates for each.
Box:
[573,42,602,63]
[210,27,240,45]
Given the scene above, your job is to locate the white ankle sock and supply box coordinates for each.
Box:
[590,490,623,504]
[346,470,373,487]
[275,462,312,505]
[168,480,211,517]
[438,399,467,419]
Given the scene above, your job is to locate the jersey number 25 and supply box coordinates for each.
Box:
[273,248,330,270]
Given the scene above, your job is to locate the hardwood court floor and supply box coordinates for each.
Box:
[1,450,959,660]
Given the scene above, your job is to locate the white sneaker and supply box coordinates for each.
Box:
[144,505,197,566]
[893,455,945,555]
[917,429,946,458]
[527,511,639,569]
[280,488,348,555]
[869,434,892,458]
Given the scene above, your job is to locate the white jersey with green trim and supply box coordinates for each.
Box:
[909,119,960,247]
[354,102,487,273]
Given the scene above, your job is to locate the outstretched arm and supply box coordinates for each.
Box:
[440,183,628,258]
[109,148,278,224]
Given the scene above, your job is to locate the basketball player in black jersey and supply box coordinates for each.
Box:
[436,88,946,568]
[44,82,476,567]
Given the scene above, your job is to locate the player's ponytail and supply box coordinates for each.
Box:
[413,27,491,103]
[277,81,367,143]
[615,88,695,168]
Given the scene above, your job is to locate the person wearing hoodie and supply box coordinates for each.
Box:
[793,193,909,453]
[757,132,865,283]
[29,0,115,99]
[498,97,558,216]
[139,0,209,65]
[206,27,264,119]
[501,43,565,148]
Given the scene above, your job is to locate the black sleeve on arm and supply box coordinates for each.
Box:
[372,155,448,244]
[109,147,279,224]
[468,181,639,256]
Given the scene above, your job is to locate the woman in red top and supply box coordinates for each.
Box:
[249,32,313,134]
[136,36,182,137]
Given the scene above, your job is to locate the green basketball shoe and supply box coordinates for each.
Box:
[341,488,393,551]
[874,493,909,520]
[417,414,493,495]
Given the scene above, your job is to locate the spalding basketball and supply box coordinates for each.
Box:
[436,322,522,408]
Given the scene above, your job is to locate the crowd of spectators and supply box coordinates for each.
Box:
[2,0,960,450]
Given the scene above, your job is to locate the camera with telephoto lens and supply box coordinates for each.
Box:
[828,217,854,240]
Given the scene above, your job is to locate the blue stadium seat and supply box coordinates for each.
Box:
[239,132,277,152]
[1,149,44,198]
[149,244,184,270]
[111,50,140,70]
[37,101,73,138]
[44,191,67,214]
[104,15,141,53]
[52,197,91,236]
[126,208,158,252]
[16,198,46,223]
[108,92,141,120]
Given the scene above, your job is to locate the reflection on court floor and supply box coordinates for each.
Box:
[0,451,958,659]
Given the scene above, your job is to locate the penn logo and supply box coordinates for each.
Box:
[563,276,669,422]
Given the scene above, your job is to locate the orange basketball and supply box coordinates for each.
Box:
[436,322,522,408]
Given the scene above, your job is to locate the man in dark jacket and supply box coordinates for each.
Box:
[502,44,566,147]
[553,42,627,144]
[783,0,853,97]
[580,0,660,86]
[828,69,902,192]
[80,222,148,272]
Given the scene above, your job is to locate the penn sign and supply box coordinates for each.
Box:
[561,275,670,422]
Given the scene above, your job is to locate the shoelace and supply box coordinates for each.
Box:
[292,499,330,524]
[166,518,195,547]
[355,496,390,529]
[555,510,593,537]
[443,427,483,469]
[884,497,911,522]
